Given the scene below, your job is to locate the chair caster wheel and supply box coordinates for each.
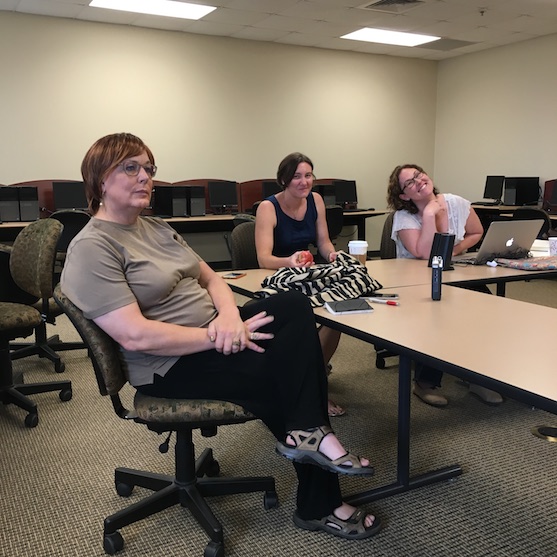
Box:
[25,412,39,428]
[55,361,66,373]
[103,531,124,554]
[263,491,279,510]
[116,482,134,497]
[376,357,386,369]
[59,388,72,402]
[204,541,224,557]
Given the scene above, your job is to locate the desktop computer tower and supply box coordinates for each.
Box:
[543,179,557,213]
[153,186,189,217]
[0,186,21,221]
[188,185,206,216]
[18,186,39,221]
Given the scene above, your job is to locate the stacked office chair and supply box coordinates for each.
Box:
[230,221,258,270]
[53,285,277,557]
[376,213,398,369]
[511,207,552,240]
[8,219,84,374]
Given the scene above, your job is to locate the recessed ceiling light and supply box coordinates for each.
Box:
[89,0,216,20]
[341,28,440,47]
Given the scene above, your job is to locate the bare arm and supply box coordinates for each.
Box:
[398,201,442,259]
[453,208,483,256]
[94,261,274,356]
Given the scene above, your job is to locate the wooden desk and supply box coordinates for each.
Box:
[341,209,387,241]
[0,210,386,243]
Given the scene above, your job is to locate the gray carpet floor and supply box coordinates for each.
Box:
[1,280,556,557]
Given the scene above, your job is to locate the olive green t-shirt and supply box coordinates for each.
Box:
[61,216,217,386]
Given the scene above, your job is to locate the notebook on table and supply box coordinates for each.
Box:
[452,219,544,265]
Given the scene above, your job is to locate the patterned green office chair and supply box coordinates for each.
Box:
[0,300,72,428]
[8,218,85,373]
[54,285,277,557]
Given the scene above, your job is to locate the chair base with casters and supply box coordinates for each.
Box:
[104,397,278,557]
[0,302,72,428]
[54,286,278,557]
[375,347,398,369]
[10,315,85,374]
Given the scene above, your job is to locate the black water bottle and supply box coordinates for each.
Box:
[432,255,442,301]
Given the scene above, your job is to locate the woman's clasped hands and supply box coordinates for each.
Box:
[207,310,274,355]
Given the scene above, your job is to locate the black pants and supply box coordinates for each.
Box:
[138,291,342,519]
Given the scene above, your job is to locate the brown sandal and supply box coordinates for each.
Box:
[293,509,381,539]
[275,426,374,476]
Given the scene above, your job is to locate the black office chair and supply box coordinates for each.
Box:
[511,207,552,240]
[325,205,344,241]
[230,221,259,270]
[53,285,277,557]
[379,212,397,260]
[49,209,91,280]
[8,219,85,374]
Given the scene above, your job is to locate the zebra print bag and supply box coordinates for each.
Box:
[254,251,382,307]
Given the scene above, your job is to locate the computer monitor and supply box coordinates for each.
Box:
[52,181,88,211]
[333,180,358,208]
[262,181,281,198]
[483,175,504,201]
[208,180,238,213]
[503,177,540,206]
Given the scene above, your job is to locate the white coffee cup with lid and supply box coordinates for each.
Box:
[348,240,368,265]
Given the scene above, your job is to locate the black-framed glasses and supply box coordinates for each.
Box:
[401,171,424,193]
[118,160,157,178]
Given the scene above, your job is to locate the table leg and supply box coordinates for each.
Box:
[345,355,462,505]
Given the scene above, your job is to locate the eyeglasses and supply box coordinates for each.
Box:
[118,160,157,178]
[401,171,424,193]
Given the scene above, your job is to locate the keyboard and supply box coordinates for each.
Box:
[343,207,375,212]
[473,199,500,206]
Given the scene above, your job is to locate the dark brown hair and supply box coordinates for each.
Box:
[386,163,438,214]
[81,132,155,214]
[276,152,314,190]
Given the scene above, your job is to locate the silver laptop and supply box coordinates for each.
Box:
[453,219,543,265]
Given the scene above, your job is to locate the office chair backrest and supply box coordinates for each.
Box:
[380,212,397,259]
[230,221,259,270]
[50,210,91,253]
[325,205,344,241]
[54,285,126,400]
[511,207,551,240]
[9,218,62,300]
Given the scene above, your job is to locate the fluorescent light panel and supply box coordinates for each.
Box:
[89,0,216,20]
[342,28,440,47]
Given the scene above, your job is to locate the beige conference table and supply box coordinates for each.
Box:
[224,257,557,299]
[223,265,557,504]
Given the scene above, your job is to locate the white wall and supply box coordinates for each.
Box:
[434,33,557,200]
[0,12,438,250]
